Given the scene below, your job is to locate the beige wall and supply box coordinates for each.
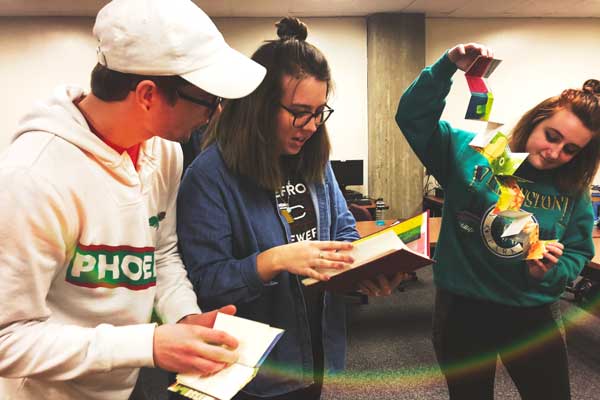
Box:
[1,16,599,185]
[427,18,600,185]
[428,18,600,130]
[367,13,425,218]
[0,16,369,187]
[0,17,97,150]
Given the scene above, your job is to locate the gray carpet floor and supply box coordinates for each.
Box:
[132,266,600,399]
[324,267,600,400]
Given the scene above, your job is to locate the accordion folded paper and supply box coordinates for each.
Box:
[464,56,502,121]
[469,131,528,177]
[468,130,552,259]
[519,223,559,260]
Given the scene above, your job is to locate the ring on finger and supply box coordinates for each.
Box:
[319,251,324,259]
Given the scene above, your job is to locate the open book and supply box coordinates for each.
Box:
[302,212,434,293]
[168,313,284,400]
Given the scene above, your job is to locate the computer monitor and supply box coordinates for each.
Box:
[331,159,364,195]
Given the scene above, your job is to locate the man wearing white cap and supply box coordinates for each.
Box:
[0,0,265,399]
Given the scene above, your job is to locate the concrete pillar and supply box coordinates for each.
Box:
[367,13,425,219]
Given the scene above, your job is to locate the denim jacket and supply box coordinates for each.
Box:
[176,144,359,397]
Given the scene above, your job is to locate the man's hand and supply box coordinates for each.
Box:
[155,305,239,375]
[153,322,239,376]
[179,305,237,328]
[154,304,238,376]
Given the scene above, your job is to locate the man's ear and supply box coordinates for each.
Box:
[134,80,159,111]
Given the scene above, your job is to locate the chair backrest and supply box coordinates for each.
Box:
[348,203,373,221]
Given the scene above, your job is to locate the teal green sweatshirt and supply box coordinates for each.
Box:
[395,53,595,306]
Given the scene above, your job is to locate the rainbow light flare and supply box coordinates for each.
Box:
[252,293,600,393]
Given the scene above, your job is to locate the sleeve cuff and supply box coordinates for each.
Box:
[160,295,202,324]
[101,323,157,369]
[524,263,560,290]
[241,253,272,292]
[431,52,458,79]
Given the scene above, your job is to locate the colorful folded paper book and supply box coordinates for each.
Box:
[462,60,557,261]
[464,56,502,121]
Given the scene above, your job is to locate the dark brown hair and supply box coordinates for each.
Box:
[510,79,600,194]
[203,17,332,191]
[90,63,188,105]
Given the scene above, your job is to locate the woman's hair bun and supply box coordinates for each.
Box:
[276,17,308,41]
[582,79,600,95]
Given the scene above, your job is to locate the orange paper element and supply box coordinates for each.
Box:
[522,223,557,260]
[494,178,524,214]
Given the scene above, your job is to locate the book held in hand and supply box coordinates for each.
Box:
[302,211,434,293]
[168,313,284,400]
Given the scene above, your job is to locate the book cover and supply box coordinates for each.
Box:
[169,313,284,400]
[302,212,434,293]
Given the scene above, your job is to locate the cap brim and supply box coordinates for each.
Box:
[180,47,266,99]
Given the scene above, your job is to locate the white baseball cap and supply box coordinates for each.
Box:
[93,0,266,99]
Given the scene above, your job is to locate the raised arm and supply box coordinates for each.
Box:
[395,43,493,187]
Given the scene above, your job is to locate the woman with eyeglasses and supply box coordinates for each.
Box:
[176,17,402,400]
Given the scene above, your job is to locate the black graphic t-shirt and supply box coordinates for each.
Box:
[276,179,317,242]
[275,178,324,379]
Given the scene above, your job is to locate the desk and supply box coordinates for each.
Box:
[570,226,600,302]
[592,238,600,267]
[356,217,441,246]
[589,226,600,269]
[353,219,440,291]
[355,219,394,237]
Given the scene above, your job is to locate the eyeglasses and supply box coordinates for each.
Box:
[279,103,334,128]
[177,90,223,119]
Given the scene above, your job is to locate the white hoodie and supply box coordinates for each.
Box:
[0,86,201,399]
